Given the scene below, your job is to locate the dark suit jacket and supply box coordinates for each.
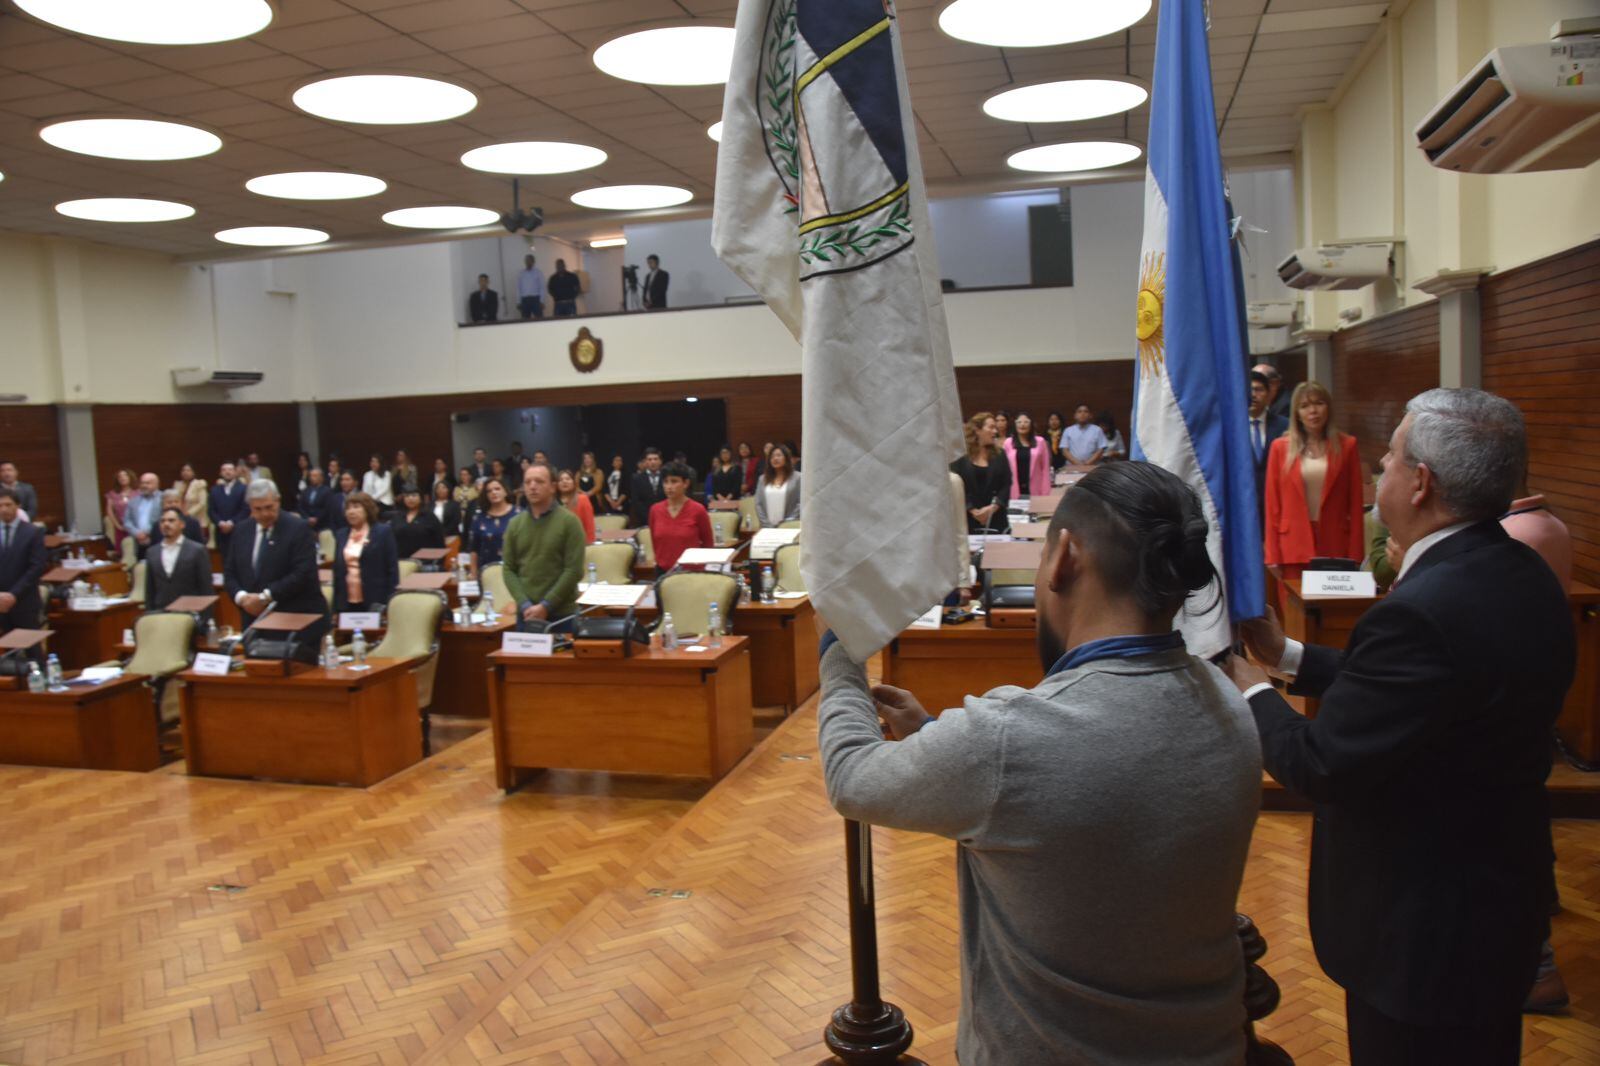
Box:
[332,524,400,612]
[145,538,212,612]
[223,511,327,621]
[182,516,204,544]
[325,490,350,531]
[430,499,463,538]
[208,481,248,549]
[391,511,445,560]
[643,268,669,309]
[0,520,47,632]
[4,482,38,519]
[1249,411,1289,523]
[468,288,498,323]
[1249,521,1573,1025]
[297,484,331,527]
[630,470,665,527]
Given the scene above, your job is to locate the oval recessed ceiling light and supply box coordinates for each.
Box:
[382,206,498,229]
[939,0,1151,48]
[215,226,329,247]
[40,117,221,161]
[571,184,694,211]
[1006,140,1143,173]
[707,121,723,143]
[983,79,1148,124]
[292,74,477,125]
[460,141,606,175]
[15,0,273,45]
[589,237,628,249]
[56,197,195,223]
[246,171,386,200]
[593,26,736,86]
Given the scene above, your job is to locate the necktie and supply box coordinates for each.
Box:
[1252,419,1264,462]
[252,525,265,572]
[2,523,10,552]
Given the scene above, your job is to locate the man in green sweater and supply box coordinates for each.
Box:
[502,462,585,629]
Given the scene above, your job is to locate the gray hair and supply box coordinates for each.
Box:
[1402,388,1524,522]
[245,478,280,502]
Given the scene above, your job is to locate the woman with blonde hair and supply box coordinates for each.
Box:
[173,462,210,543]
[950,411,1011,533]
[1263,381,1365,600]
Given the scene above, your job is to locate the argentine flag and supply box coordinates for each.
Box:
[1131,0,1265,658]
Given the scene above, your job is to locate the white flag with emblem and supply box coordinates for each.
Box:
[713,0,964,659]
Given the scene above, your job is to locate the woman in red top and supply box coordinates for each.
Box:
[648,461,714,574]
[1264,381,1366,609]
[555,468,596,542]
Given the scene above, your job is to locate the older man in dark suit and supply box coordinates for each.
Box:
[223,479,328,643]
[0,486,47,636]
[1230,389,1572,1064]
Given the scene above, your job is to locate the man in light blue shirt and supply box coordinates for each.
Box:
[517,254,545,320]
[125,471,163,558]
[1062,404,1108,465]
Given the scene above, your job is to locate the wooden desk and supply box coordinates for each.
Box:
[45,601,143,670]
[883,622,1042,716]
[178,658,422,786]
[45,561,130,596]
[431,617,515,718]
[487,637,752,789]
[46,534,111,561]
[0,674,158,771]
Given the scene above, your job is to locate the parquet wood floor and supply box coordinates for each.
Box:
[3,690,1599,1064]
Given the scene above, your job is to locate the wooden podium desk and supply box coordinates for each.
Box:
[45,601,143,670]
[178,658,422,786]
[883,622,1042,717]
[44,561,130,597]
[46,533,111,561]
[487,637,752,790]
[0,674,159,771]
[335,615,514,719]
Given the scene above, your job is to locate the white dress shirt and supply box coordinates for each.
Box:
[160,539,182,577]
[234,522,276,606]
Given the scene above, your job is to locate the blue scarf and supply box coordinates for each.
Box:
[1046,631,1185,678]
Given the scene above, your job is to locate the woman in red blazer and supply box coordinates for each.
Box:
[1264,382,1366,607]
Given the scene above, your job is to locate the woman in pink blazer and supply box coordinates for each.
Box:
[1002,413,1053,500]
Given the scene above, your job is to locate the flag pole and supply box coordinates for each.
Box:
[819,819,925,1065]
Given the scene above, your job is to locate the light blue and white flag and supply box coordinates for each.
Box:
[713,0,964,659]
[1131,0,1265,657]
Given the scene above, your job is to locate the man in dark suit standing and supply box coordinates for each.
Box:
[224,480,329,642]
[0,461,37,520]
[629,448,666,527]
[0,487,47,637]
[146,505,213,614]
[468,274,498,324]
[1230,388,1572,1064]
[209,461,248,558]
[468,448,492,485]
[642,255,669,311]
[297,468,331,530]
[1247,370,1289,528]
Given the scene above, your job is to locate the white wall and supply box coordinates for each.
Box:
[926,189,1063,288]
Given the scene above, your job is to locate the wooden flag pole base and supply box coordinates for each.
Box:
[819,820,924,1066]
[1238,913,1295,1065]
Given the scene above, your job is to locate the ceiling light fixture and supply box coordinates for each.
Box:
[593,26,737,86]
[707,121,724,142]
[15,0,273,45]
[382,206,498,229]
[39,117,221,161]
[215,226,329,247]
[983,79,1148,123]
[246,171,386,200]
[1006,140,1143,173]
[572,185,693,211]
[55,197,195,223]
[938,0,1151,47]
[292,74,477,125]
[460,141,607,174]
[685,396,699,403]
[589,237,628,249]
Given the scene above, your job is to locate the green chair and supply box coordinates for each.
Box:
[773,542,805,593]
[397,558,422,582]
[778,519,802,531]
[371,590,446,753]
[635,528,657,569]
[479,562,513,615]
[594,514,629,533]
[585,542,637,585]
[709,511,741,545]
[737,496,758,533]
[98,610,195,725]
[318,529,336,564]
[128,560,147,606]
[654,569,738,639]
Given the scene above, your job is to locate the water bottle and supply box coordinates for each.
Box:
[206,617,219,643]
[586,561,601,587]
[480,589,495,625]
[91,582,104,599]
[742,510,754,533]
[761,565,777,604]
[706,601,723,648]
[712,521,724,547]
[351,629,368,664]
[321,633,338,669]
[457,595,471,626]
[46,653,64,691]
[737,572,752,606]
[26,661,45,693]
[660,611,679,650]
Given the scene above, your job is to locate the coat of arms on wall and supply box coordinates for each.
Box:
[569,327,602,373]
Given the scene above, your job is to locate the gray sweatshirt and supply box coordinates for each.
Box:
[818,643,1261,1065]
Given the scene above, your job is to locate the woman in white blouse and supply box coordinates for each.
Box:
[361,453,394,508]
[755,443,802,528]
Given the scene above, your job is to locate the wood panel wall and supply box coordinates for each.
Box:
[1483,238,1600,586]
[90,404,302,499]
[1331,301,1441,473]
[0,406,64,527]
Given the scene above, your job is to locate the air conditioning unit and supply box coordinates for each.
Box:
[1276,243,1393,291]
[1415,32,1600,173]
[171,368,264,390]
[1246,301,1298,327]
[1247,326,1291,356]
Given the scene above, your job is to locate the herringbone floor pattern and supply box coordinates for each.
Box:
[2,692,1598,1064]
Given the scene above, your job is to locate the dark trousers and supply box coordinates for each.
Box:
[518,295,544,320]
[553,299,577,316]
[1345,993,1521,1066]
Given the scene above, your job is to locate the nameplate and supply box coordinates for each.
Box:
[212,572,224,587]
[458,580,481,598]
[678,547,737,566]
[502,632,554,656]
[748,527,801,561]
[1302,571,1377,599]
[73,596,107,612]
[62,557,94,570]
[194,652,232,676]
[579,583,648,607]
[339,612,382,631]
[909,605,943,630]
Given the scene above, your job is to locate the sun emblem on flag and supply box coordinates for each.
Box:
[1136,251,1166,379]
